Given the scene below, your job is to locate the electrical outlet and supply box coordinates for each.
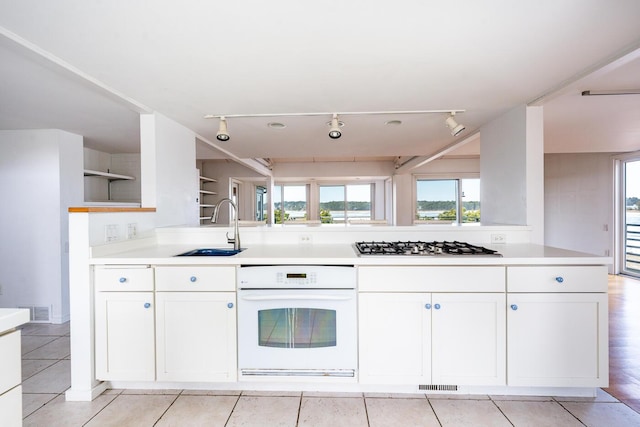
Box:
[491,233,506,244]
[299,234,313,245]
[127,223,138,239]
[104,224,120,242]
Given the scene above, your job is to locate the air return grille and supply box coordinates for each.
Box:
[418,384,459,392]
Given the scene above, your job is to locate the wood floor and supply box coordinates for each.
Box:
[604,274,640,413]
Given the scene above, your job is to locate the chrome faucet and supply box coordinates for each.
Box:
[211,198,241,251]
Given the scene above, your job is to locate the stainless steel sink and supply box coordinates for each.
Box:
[175,248,244,257]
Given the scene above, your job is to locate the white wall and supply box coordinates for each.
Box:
[0,129,83,323]
[83,148,141,203]
[110,153,141,202]
[480,105,544,243]
[272,160,394,179]
[141,113,199,227]
[545,152,614,259]
[393,174,414,225]
[412,157,480,175]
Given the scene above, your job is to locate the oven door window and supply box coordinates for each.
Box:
[258,308,337,348]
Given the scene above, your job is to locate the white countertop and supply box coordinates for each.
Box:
[90,242,611,266]
[0,308,30,334]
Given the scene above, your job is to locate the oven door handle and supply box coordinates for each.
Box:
[240,294,353,302]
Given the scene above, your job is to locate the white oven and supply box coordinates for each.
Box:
[237,265,357,378]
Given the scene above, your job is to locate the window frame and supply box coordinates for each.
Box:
[317,182,375,224]
[413,174,480,225]
[272,183,310,223]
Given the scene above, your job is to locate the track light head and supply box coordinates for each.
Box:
[216,116,230,141]
[328,114,342,139]
[445,113,465,136]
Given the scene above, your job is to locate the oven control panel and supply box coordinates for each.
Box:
[238,265,356,289]
[276,271,317,285]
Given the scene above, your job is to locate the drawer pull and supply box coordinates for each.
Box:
[511,304,518,311]
[425,303,431,310]
[144,302,151,309]
[434,303,441,310]
[227,302,234,309]
[119,277,127,283]
[555,276,564,283]
[190,276,197,283]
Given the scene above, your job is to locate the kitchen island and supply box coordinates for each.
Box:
[0,308,30,426]
[67,224,611,401]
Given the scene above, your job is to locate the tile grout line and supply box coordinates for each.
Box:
[489,397,516,427]
[152,391,183,426]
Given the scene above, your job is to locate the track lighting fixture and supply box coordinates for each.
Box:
[328,114,342,139]
[206,109,467,142]
[445,112,465,136]
[216,116,230,141]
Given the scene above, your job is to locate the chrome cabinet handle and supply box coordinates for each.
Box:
[227,302,234,309]
[434,303,441,310]
[190,276,197,283]
[511,304,518,311]
[119,277,127,283]
[555,276,564,283]
[144,302,151,309]
[425,303,432,310]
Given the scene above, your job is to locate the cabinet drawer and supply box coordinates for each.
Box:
[155,266,236,291]
[0,330,21,394]
[95,266,154,291]
[358,266,505,292]
[507,266,607,292]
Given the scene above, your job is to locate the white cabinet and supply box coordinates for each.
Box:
[155,292,237,382]
[0,330,23,427]
[358,266,506,386]
[359,293,431,384]
[506,266,608,387]
[94,266,155,381]
[431,292,506,386]
[155,266,237,382]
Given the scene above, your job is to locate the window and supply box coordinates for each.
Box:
[319,184,372,223]
[622,159,640,276]
[272,185,308,223]
[416,178,480,224]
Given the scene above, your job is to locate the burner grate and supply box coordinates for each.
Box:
[354,241,501,256]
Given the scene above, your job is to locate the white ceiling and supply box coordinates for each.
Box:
[1,1,639,167]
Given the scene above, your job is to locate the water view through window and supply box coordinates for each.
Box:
[625,160,640,275]
[319,184,372,223]
[416,178,480,223]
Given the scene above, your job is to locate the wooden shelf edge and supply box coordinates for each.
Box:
[69,207,156,213]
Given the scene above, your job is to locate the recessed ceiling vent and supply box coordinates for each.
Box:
[418,384,459,392]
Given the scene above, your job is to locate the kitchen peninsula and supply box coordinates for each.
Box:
[66,223,611,402]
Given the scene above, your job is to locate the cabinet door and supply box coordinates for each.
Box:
[95,292,155,381]
[431,293,506,386]
[507,293,608,387]
[156,292,237,382]
[359,293,431,384]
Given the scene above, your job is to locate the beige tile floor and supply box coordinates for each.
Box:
[18,277,640,426]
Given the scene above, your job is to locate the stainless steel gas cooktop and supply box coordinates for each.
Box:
[354,241,502,256]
